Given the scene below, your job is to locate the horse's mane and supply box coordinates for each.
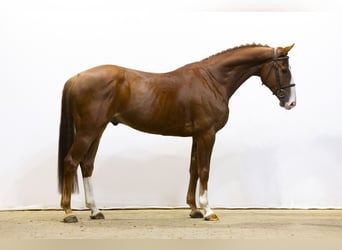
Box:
[201,43,270,62]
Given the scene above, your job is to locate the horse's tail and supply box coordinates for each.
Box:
[58,78,79,194]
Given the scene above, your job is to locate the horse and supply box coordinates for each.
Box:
[58,44,296,223]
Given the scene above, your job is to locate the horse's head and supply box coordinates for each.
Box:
[260,44,296,110]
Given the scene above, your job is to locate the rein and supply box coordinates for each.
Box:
[264,48,296,98]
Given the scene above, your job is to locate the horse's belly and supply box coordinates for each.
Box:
[112,111,194,137]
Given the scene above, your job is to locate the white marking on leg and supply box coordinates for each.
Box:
[83,177,100,216]
[199,189,214,218]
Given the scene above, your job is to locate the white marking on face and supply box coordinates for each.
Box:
[83,177,100,216]
[284,76,297,110]
[199,190,214,218]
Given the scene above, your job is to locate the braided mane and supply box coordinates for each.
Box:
[202,43,270,61]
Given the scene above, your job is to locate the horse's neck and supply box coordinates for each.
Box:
[205,47,273,98]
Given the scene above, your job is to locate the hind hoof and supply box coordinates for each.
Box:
[189,210,204,218]
[63,215,78,223]
[90,212,105,220]
[204,213,219,221]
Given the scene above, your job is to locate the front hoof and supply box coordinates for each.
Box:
[190,210,204,219]
[204,213,219,221]
[90,212,105,220]
[63,215,78,223]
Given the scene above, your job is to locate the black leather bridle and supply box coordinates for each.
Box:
[263,50,296,99]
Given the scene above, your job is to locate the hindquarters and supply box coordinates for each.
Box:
[58,65,124,194]
[58,66,127,220]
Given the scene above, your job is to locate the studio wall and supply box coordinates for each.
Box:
[1,1,341,209]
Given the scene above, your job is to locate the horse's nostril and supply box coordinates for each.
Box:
[291,101,296,107]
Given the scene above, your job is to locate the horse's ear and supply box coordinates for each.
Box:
[282,44,295,55]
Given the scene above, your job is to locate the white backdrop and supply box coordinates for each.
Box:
[1,1,341,209]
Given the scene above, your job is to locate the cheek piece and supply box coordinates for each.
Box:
[263,47,296,99]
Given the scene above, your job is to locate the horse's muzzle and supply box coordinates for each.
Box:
[280,100,296,110]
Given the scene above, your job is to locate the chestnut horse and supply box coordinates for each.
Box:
[58,44,296,223]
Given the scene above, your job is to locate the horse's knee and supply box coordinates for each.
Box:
[198,167,209,181]
[64,156,78,174]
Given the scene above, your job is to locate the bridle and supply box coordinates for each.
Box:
[263,48,296,99]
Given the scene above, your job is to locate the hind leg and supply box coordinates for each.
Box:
[61,130,103,223]
[80,137,105,220]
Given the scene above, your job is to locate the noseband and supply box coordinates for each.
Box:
[263,48,296,98]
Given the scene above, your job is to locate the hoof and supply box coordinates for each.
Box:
[90,212,105,220]
[204,213,219,221]
[189,210,204,219]
[63,215,78,223]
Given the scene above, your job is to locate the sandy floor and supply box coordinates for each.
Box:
[1,209,342,239]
